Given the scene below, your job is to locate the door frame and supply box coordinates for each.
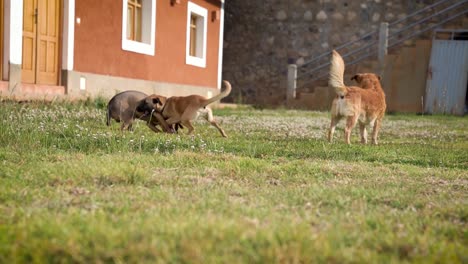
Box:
[4,0,74,92]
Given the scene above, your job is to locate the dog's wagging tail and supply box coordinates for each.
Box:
[203,80,232,107]
[328,50,347,97]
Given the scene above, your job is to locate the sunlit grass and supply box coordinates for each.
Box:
[0,101,467,263]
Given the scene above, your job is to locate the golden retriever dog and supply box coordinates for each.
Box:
[328,50,386,144]
[137,80,232,137]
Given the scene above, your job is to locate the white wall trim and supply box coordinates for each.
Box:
[185,1,207,68]
[217,0,225,89]
[6,0,23,66]
[62,0,75,70]
[121,0,156,56]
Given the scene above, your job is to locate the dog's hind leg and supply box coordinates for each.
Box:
[328,116,341,143]
[344,115,358,144]
[359,122,368,144]
[181,120,195,135]
[119,111,134,131]
[203,108,227,138]
[371,118,382,145]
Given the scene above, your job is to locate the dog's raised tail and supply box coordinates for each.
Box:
[203,80,232,107]
[329,50,347,96]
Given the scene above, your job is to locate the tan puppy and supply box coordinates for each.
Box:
[138,80,232,137]
[328,50,386,144]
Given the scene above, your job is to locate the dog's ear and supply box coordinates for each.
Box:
[152,97,161,106]
[351,75,359,81]
[377,75,381,81]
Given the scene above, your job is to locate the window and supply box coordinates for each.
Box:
[189,15,197,57]
[186,2,207,67]
[127,0,142,42]
[121,0,156,55]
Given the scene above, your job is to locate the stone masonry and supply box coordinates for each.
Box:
[222,0,465,107]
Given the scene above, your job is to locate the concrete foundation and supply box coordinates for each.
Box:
[7,63,21,93]
[64,70,220,100]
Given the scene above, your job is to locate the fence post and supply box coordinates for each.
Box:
[378,22,389,75]
[287,64,297,100]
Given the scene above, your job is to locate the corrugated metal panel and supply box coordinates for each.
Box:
[425,39,468,115]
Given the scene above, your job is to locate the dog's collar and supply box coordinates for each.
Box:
[160,102,168,118]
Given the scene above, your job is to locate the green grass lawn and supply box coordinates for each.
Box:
[0,101,466,263]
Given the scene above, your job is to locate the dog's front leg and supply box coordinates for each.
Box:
[151,112,173,133]
[165,116,182,126]
[359,122,368,144]
[147,122,162,133]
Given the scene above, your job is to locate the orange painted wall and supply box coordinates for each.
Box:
[73,0,221,89]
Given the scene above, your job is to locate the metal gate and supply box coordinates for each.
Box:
[425,29,468,115]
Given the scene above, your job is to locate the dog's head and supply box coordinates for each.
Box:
[136,94,167,116]
[351,73,381,89]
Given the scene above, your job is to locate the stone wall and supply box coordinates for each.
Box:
[222,0,466,108]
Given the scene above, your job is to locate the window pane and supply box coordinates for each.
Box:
[135,6,142,42]
[190,15,197,57]
[127,6,134,40]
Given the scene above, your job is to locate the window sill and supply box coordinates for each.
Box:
[122,39,155,56]
[186,55,206,68]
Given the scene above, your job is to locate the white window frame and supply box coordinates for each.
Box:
[63,0,75,70]
[186,2,207,68]
[121,0,156,56]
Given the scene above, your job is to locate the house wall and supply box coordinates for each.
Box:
[0,0,223,101]
[70,0,221,98]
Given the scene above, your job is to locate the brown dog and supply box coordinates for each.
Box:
[106,90,173,133]
[137,80,232,137]
[351,73,381,89]
[328,50,386,144]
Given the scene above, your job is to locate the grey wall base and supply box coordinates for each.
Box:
[64,70,220,100]
[8,63,21,93]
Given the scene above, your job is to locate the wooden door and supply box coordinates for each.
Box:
[22,0,60,85]
[22,0,36,83]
